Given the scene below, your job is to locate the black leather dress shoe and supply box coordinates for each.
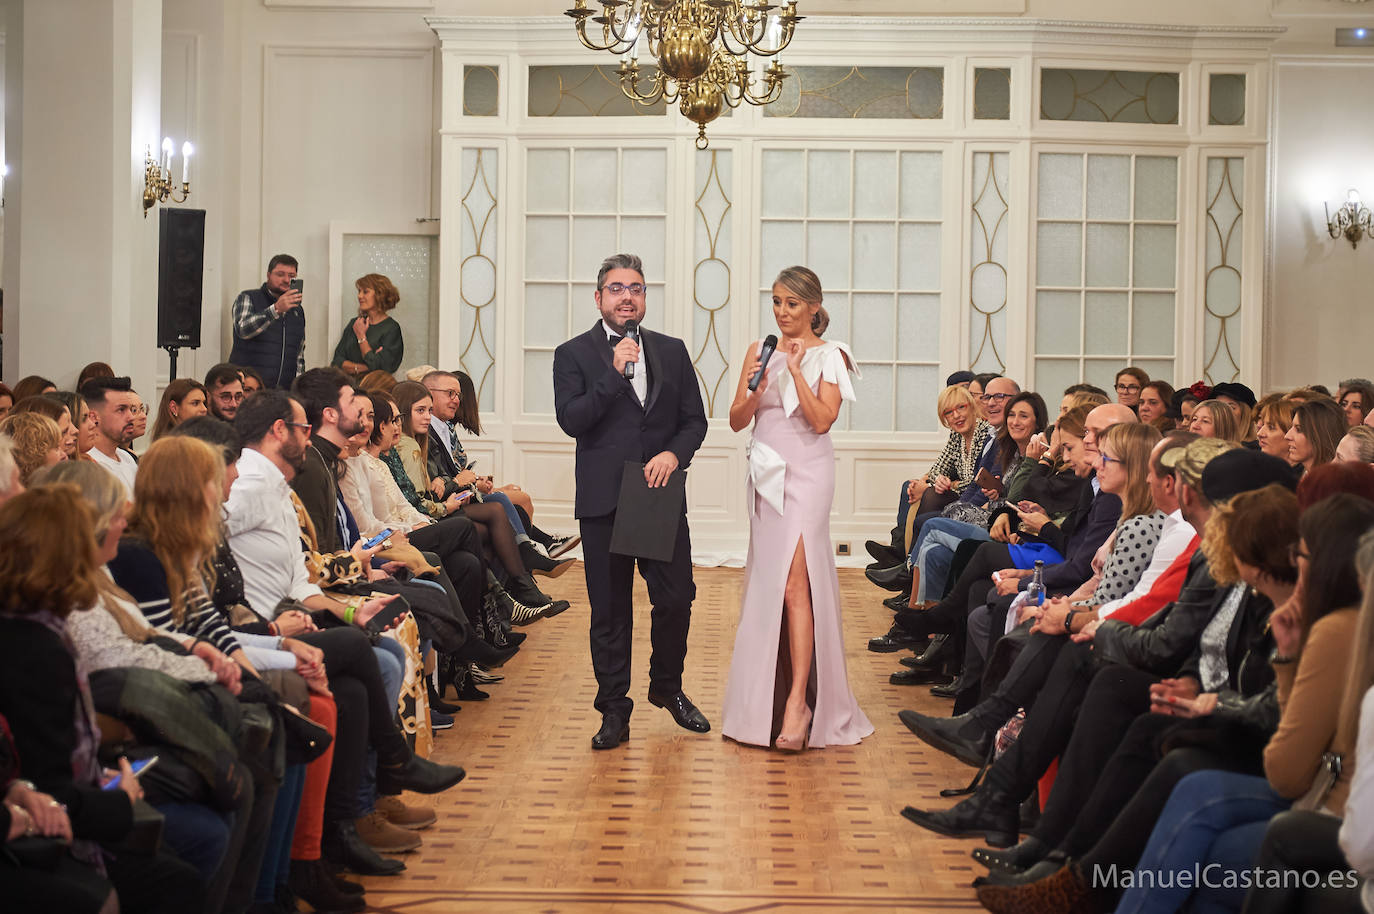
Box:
[868,624,921,653]
[322,820,406,877]
[889,668,953,686]
[971,856,1064,887]
[865,563,913,592]
[896,710,992,767]
[971,836,1050,875]
[591,714,630,750]
[865,540,906,566]
[376,755,467,795]
[899,787,1020,847]
[648,691,711,733]
[883,591,912,611]
[928,677,964,699]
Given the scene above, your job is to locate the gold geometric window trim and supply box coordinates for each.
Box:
[464,65,499,117]
[459,149,498,409]
[692,150,733,417]
[1040,69,1179,124]
[973,68,1011,121]
[969,152,1009,373]
[527,65,666,117]
[1203,157,1243,384]
[766,66,943,119]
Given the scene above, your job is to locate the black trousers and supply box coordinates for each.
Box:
[895,540,1009,637]
[297,627,407,822]
[1241,810,1365,914]
[1030,663,1159,849]
[409,514,486,631]
[579,511,695,719]
[970,629,1070,731]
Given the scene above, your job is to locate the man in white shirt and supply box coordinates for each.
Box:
[80,376,140,496]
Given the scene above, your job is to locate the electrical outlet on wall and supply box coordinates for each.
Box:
[836,543,850,556]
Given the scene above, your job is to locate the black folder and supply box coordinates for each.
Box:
[609,461,685,562]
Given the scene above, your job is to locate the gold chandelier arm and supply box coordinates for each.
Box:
[566,0,643,54]
[617,60,669,104]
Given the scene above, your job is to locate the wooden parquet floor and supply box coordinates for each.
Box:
[358,565,985,913]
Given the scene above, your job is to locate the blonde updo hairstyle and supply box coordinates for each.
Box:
[774,266,829,336]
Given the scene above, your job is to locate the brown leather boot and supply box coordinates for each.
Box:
[376,795,437,831]
[354,810,422,853]
[975,861,1106,914]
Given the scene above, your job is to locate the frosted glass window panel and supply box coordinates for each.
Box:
[525,217,570,280]
[761,150,805,218]
[525,149,570,212]
[760,221,804,295]
[973,67,1012,121]
[571,282,597,319]
[1084,360,1125,394]
[852,223,896,291]
[571,216,619,280]
[620,149,669,214]
[897,294,941,363]
[970,304,1009,376]
[1036,291,1082,355]
[807,151,851,218]
[851,364,893,431]
[572,150,619,213]
[523,283,569,348]
[1084,291,1129,352]
[1085,224,1129,288]
[899,152,942,221]
[523,351,555,414]
[1134,157,1179,221]
[1035,359,1082,400]
[766,66,943,119]
[693,255,730,310]
[898,223,941,291]
[1040,69,1179,124]
[806,222,852,291]
[340,235,437,370]
[854,152,898,219]
[896,365,941,432]
[1204,157,1244,383]
[1038,154,1083,220]
[460,148,498,412]
[619,217,666,275]
[1136,359,1176,385]
[463,65,499,117]
[1208,74,1246,126]
[824,292,852,351]
[851,293,894,361]
[527,65,665,117]
[1132,292,1176,356]
[1036,223,1082,287]
[1086,155,1131,221]
[1132,224,1177,288]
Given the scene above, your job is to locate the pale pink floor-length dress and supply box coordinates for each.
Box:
[721,340,875,748]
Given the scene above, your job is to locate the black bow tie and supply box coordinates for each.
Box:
[608,334,623,348]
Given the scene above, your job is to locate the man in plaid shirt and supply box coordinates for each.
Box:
[228,254,306,389]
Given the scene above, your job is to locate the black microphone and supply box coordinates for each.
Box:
[748,334,779,392]
[622,320,640,380]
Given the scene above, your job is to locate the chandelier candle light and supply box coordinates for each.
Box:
[143,137,193,217]
[564,0,803,148]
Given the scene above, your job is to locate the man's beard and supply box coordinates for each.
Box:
[283,438,307,474]
[337,414,365,437]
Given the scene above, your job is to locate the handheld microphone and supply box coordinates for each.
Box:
[622,320,640,380]
[748,334,779,392]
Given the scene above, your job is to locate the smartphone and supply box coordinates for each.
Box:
[455,491,474,504]
[974,467,1005,496]
[289,278,304,298]
[102,756,159,790]
[362,528,393,550]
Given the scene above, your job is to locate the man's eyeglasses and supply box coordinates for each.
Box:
[216,391,245,403]
[1116,383,1141,393]
[426,387,460,400]
[285,421,312,433]
[1287,543,1310,565]
[981,393,1013,403]
[601,282,646,296]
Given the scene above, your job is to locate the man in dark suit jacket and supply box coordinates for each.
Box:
[553,253,710,750]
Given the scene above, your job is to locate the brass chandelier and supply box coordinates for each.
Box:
[564,0,803,148]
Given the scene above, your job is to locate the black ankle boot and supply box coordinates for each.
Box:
[900,787,1020,847]
[972,835,1050,875]
[289,858,365,911]
[508,573,553,608]
[321,820,405,876]
[519,541,575,578]
[427,678,460,714]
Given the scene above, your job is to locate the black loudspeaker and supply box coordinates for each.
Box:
[157,208,206,349]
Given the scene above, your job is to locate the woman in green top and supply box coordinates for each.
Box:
[332,272,405,376]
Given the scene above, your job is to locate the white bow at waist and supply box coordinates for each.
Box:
[746,438,786,517]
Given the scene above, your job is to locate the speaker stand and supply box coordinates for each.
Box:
[163,345,181,380]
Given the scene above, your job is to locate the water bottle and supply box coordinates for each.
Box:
[1026,560,1045,607]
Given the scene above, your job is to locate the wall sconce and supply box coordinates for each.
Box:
[1326,188,1373,249]
[143,137,193,217]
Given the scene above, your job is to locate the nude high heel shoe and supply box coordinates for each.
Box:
[774,706,813,753]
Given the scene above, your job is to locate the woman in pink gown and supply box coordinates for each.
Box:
[721,266,875,750]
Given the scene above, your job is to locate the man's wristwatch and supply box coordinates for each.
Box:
[1064,610,1078,632]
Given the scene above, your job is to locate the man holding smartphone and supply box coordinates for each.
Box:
[229,253,306,389]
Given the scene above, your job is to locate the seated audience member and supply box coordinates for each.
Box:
[12,375,57,402]
[1113,366,1149,411]
[1173,384,1205,424]
[1137,380,1175,429]
[128,392,148,449]
[0,486,203,913]
[1059,384,1111,417]
[1254,393,1298,464]
[0,434,20,500]
[75,362,115,391]
[204,362,247,422]
[1288,385,1332,404]
[1339,378,1374,427]
[1340,426,1374,467]
[1211,381,1258,439]
[1188,397,1245,442]
[947,370,975,390]
[239,366,265,397]
[0,382,13,420]
[11,394,77,458]
[1339,538,1374,914]
[333,273,404,377]
[1288,396,1348,476]
[972,373,1001,399]
[0,412,64,483]
[357,369,397,394]
[80,376,140,495]
[150,378,209,441]
[47,391,98,461]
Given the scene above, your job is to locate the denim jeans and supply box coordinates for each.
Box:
[483,491,528,541]
[254,763,305,903]
[911,516,992,602]
[154,800,231,886]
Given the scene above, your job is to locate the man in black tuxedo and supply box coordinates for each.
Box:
[553,253,710,750]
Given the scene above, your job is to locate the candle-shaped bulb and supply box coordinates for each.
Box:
[161,137,173,172]
[182,142,193,184]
